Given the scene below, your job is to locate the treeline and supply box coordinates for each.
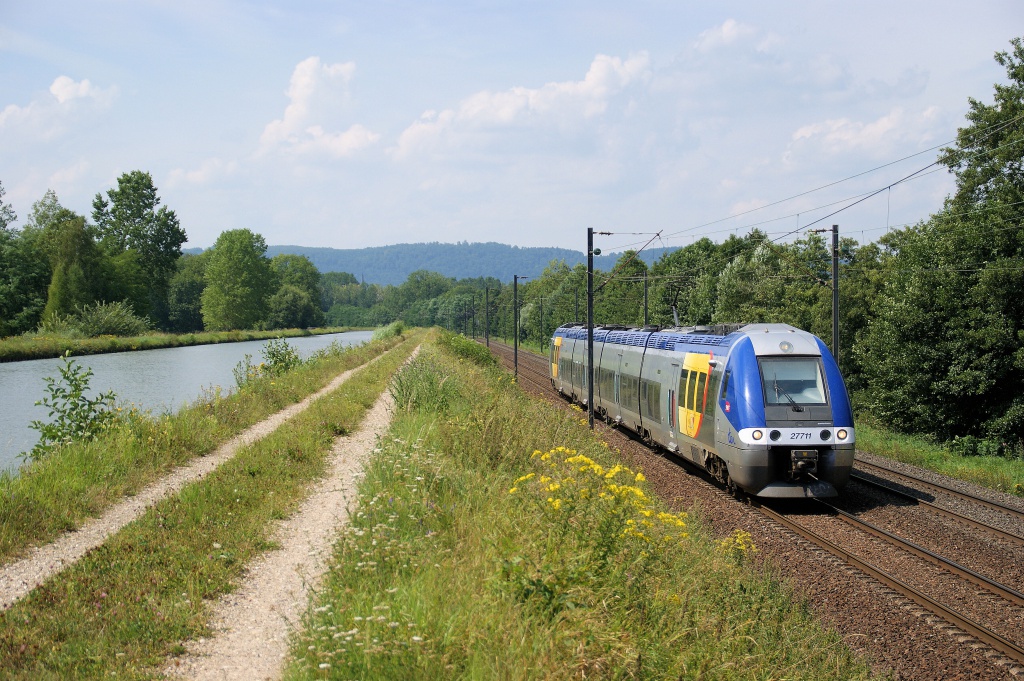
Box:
[0,173,331,337]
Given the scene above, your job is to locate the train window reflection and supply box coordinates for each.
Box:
[759,357,827,405]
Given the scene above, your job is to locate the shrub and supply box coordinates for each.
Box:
[233,338,303,388]
[948,435,1022,459]
[27,352,119,460]
[371,320,405,341]
[35,301,151,338]
[436,328,496,366]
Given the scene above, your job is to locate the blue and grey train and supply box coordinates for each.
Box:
[550,323,855,498]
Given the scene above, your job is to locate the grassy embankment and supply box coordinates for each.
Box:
[285,333,872,680]
[856,423,1024,496]
[0,325,364,363]
[0,329,422,679]
[0,330,409,564]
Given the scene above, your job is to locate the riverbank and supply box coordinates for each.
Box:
[0,331,415,564]
[0,326,366,363]
[0,331,422,678]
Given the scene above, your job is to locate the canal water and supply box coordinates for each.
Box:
[0,331,374,475]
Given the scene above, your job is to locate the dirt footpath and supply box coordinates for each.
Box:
[164,346,417,680]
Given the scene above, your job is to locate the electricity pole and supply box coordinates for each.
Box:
[831,224,839,364]
[587,229,594,429]
[586,229,608,430]
[513,275,519,380]
[513,276,529,380]
[643,270,649,326]
[812,224,840,363]
[484,287,489,347]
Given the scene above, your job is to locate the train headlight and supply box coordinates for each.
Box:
[752,429,764,441]
[837,429,848,441]
[769,430,781,441]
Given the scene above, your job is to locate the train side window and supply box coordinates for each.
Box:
[695,372,707,412]
[678,370,691,407]
[687,371,699,410]
[721,370,730,400]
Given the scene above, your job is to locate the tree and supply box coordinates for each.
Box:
[92,171,186,325]
[0,180,15,230]
[201,229,275,331]
[271,254,325,326]
[41,215,102,322]
[167,252,208,332]
[858,37,1024,442]
[0,182,51,336]
[267,284,322,329]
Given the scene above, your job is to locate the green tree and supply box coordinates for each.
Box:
[201,229,275,331]
[594,251,648,327]
[0,183,51,336]
[267,284,322,329]
[271,254,325,326]
[0,180,15,230]
[92,171,186,325]
[167,252,209,332]
[41,215,102,322]
[858,37,1024,442]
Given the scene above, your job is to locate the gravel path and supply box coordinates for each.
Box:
[164,346,418,680]
[0,353,389,611]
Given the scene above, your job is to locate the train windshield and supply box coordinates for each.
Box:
[758,357,827,406]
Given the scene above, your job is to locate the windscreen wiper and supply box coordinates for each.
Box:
[774,375,804,412]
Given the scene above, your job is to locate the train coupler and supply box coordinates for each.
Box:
[789,449,819,479]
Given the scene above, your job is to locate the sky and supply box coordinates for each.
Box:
[1,2,1021,254]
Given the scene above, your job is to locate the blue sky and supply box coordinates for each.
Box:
[1,2,1021,253]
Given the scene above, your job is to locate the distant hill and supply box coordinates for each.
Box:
[254,242,675,285]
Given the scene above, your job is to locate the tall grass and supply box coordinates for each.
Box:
[0,333,408,563]
[286,344,870,680]
[0,334,422,680]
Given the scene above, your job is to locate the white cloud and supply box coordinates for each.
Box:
[0,75,116,140]
[258,56,376,157]
[49,76,103,104]
[694,19,758,52]
[48,159,90,188]
[167,157,239,187]
[791,108,910,155]
[391,52,650,159]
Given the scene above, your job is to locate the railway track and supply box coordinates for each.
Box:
[855,458,1024,523]
[483,337,1024,676]
[850,468,1024,547]
[756,501,1024,667]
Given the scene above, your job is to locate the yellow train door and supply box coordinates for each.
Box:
[678,352,710,438]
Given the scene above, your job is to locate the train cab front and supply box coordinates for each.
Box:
[725,325,856,499]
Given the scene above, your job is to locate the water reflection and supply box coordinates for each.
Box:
[0,331,374,474]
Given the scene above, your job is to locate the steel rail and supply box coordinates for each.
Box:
[850,472,1024,546]
[756,503,1024,665]
[855,459,1024,523]
[813,500,1024,609]
[488,339,1024,663]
